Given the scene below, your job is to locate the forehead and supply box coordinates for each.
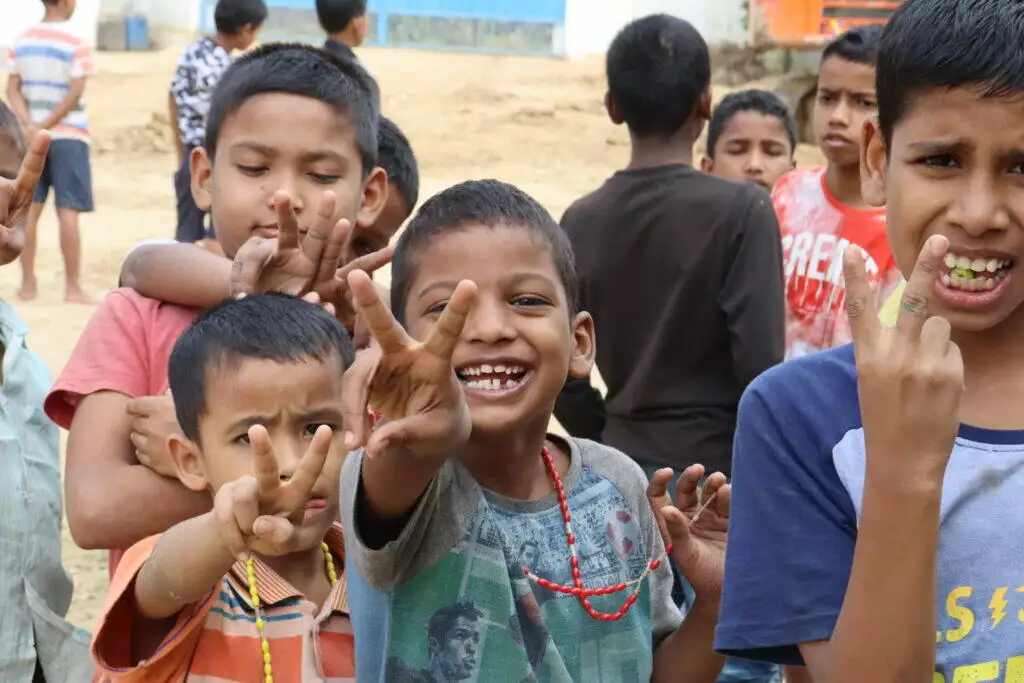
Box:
[0,136,23,180]
[818,56,876,93]
[219,92,359,157]
[719,110,791,143]
[892,86,1024,148]
[202,354,345,418]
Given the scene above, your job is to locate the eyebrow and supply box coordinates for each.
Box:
[416,272,557,299]
[230,141,347,164]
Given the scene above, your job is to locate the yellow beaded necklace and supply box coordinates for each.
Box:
[245,542,339,683]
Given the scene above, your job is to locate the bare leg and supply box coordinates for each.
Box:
[785,666,813,682]
[57,206,90,303]
[18,203,45,300]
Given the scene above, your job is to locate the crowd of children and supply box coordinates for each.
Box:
[0,0,1019,680]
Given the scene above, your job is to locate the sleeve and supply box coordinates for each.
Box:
[553,376,607,442]
[169,51,195,105]
[4,47,17,75]
[714,370,859,665]
[92,536,216,680]
[719,187,786,388]
[71,41,95,78]
[44,291,151,429]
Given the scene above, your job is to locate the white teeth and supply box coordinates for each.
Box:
[942,273,951,286]
[986,278,996,289]
[972,258,987,271]
[480,364,493,374]
[957,256,972,269]
[987,259,1000,273]
[944,253,958,269]
[494,364,506,373]
[465,378,520,391]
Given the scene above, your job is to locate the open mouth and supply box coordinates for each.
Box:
[302,496,328,521]
[941,252,1013,292]
[456,362,530,392]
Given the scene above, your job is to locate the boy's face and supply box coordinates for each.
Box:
[813,56,877,167]
[701,110,795,191]
[342,181,410,264]
[233,23,263,52]
[401,225,595,438]
[863,87,1024,332]
[191,92,386,259]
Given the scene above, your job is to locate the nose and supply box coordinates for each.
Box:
[745,150,765,175]
[829,98,851,128]
[462,296,515,345]
[270,436,304,481]
[265,174,306,216]
[948,174,1011,237]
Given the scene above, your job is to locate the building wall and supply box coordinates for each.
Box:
[0,0,102,49]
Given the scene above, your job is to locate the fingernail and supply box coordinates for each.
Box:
[929,235,947,255]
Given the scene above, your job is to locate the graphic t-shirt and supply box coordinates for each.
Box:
[716,345,1024,680]
[773,167,901,358]
[339,436,681,682]
[170,37,233,149]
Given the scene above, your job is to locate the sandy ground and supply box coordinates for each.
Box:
[0,44,824,633]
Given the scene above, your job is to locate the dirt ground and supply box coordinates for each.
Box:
[0,43,825,633]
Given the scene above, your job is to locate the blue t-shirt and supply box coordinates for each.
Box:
[716,344,1024,681]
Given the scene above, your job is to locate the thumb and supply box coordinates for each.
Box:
[661,505,692,551]
[252,515,297,549]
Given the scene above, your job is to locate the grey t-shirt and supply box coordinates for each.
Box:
[340,435,681,682]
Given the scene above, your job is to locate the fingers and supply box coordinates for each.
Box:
[423,280,478,359]
[214,479,257,562]
[919,314,952,358]
[284,425,332,502]
[273,192,300,251]
[843,246,883,351]
[673,464,706,511]
[252,515,297,550]
[338,243,395,279]
[302,192,341,279]
[342,348,378,450]
[12,130,50,208]
[348,269,411,354]
[365,410,464,459]
[895,235,948,338]
[249,425,281,495]
[660,505,693,547]
[230,237,276,298]
[313,218,350,288]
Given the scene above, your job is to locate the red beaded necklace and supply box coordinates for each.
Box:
[521,447,715,622]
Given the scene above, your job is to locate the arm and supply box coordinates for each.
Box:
[5,75,32,127]
[654,600,725,683]
[38,77,86,131]
[168,92,184,165]
[553,375,607,441]
[120,242,231,308]
[356,443,445,548]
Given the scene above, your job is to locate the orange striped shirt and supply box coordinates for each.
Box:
[92,523,355,682]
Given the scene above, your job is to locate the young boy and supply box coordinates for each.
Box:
[0,110,93,683]
[5,0,96,303]
[318,0,369,63]
[43,43,386,580]
[339,178,731,682]
[774,25,902,359]
[700,89,796,193]
[91,293,355,681]
[718,1,1024,680]
[169,0,267,253]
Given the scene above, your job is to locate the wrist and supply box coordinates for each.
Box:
[683,595,720,623]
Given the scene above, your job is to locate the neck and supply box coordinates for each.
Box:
[459,417,565,500]
[954,314,1024,430]
[626,129,697,171]
[824,162,869,208]
[259,545,332,606]
[328,30,358,48]
[43,8,68,22]
[212,32,235,51]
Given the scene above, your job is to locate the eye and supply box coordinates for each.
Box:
[857,98,877,109]
[237,165,266,176]
[818,92,836,104]
[1010,162,1024,175]
[511,295,549,307]
[234,432,252,446]
[310,173,341,184]
[919,155,959,169]
[425,300,448,315]
[304,423,332,437]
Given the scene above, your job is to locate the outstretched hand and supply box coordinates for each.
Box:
[0,130,49,266]
[316,243,395,332]
[342,269,476,461]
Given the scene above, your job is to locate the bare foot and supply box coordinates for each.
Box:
[65,286,92,304]
[17,280,37,301]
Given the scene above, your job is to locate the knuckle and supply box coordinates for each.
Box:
[845,294,869,318]
[900,292,929,317]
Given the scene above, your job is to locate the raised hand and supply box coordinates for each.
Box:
[0,130,49,266]
[315,243,395,332]
[648,465,730,599]
[844,235,964,484]
[342,269,476,461]
[213,424,333,561]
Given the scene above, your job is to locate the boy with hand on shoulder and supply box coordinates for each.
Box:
[340,179,731,683]
[718,1,1024,680]
[92,293,356,682]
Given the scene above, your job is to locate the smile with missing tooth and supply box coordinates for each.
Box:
[941,252,1013,292]
[456,363,528,391]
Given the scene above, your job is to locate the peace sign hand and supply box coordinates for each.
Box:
[213,424,333,561]
[0,130,49,266]
[844,235,964,486]
[342,269,477,462]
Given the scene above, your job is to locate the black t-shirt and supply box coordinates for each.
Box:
[555,164,785,475]
[323,39,358,62]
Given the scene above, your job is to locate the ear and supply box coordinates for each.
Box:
[355,166,388,232]
[167,434,210,493]
[605,92,624,126]
[568,311,596,379]
[697,87,713,121]
[190,147,214,213]
[860,115,887,208]
[700,156,714,174]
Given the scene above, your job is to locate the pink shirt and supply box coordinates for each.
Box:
[44,289,200,578]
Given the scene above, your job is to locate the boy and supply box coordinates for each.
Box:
[43,43,386,580]
[169,0,267,253]
[700,89,796,193]
[5,0,96,303]
[718,1,1024,680]
[339,178,731,682]
[91,293,355,681]
[318,0,369,63]
[774,25,902,359]
[0,112,92,682]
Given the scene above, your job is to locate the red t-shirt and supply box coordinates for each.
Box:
[773,167,902,359]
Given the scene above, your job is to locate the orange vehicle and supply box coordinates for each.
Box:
[750,0,903,47]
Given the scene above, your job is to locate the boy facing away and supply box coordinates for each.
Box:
[718,0,1024,680]
[318,0,369,63]
[339,178,731,682]
[43,43,387,579]
[5,0,95,303]
[92,293,356,681]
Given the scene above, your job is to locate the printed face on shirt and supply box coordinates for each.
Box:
[429,615,481,680]
[865,86,1024,332]
[813,56,877,167]
[190,92,385,260]
[401,225,594,439]
[703,110,795,192]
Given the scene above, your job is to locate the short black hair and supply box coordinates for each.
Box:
[204,42,379,173]
[0,102,26,161]
[878,0,1024,145]
[378,116,419,209]
[316,0,367,34]
[606,14,711,138]
[706,89,797,158]
[390,180,578,324]
[821,24,884,68]
[214,0,268,35]
[168,293,355,443]
[426,602,485,652]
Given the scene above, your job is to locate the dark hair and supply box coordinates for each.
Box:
[706,89,797,158]
[426,602,484,652]
[878,0,1024,144]
[214,0,268,35]
[378,116,419,209]
[0,102,26,162]
[168,293,355,442]
[390,180,579,324]
[822,25,884,67]
[606,14,711,138]
[316,0,367,34]
[204,42,379,173]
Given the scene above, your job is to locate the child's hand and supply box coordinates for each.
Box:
[342,269,476,461]
[228,190,349,299]
[214,424,333,562]
[315,244,395,332]
[844,235,964,486]
[648,466,730,600]
[0,130,48,266]
[128,392,181,479]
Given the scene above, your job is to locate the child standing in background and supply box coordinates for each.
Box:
[5,0,95,303]
[317,0,369,63]
[169,0,267,254]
